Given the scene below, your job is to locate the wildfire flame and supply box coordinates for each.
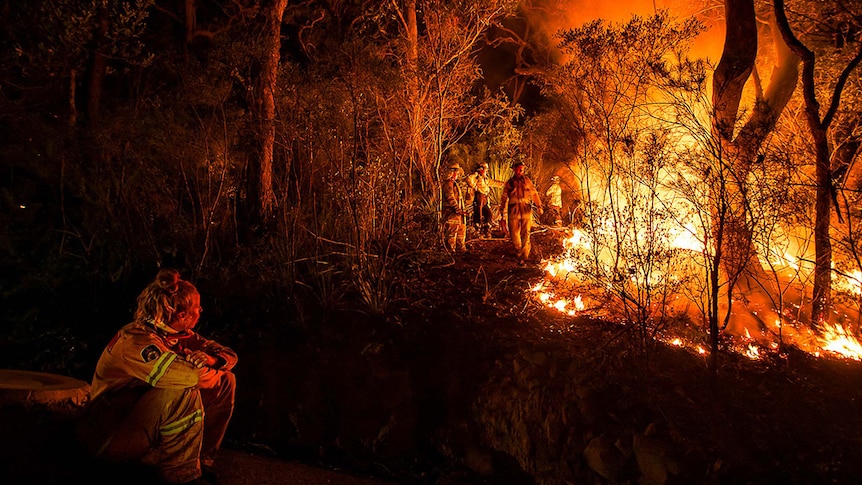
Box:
[531,227,862,363]
[819,323,862,361]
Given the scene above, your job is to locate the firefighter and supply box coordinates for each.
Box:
[545,175,563,227]
[499,160,543,265]
[442,162,467,253]
[78,269,237,484]
[466,162,503,237]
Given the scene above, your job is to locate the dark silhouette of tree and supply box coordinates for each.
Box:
[773,0,862,324]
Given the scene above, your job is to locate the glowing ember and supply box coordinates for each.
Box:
[744,344,760,360]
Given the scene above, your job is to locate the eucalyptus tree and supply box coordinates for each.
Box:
[771,0,862,324]
[704,0,862,328]
[384,0,519,196]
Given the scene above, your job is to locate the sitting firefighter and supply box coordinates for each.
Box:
[77,269,237,484]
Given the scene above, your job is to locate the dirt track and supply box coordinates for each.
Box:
[0,400,400,485]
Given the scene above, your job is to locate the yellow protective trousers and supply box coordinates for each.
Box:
[506,202,534,260]
[444,216,467,253]
[78,371,235,484]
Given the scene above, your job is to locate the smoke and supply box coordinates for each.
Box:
[481,0,727,112]
[518,0,726,63]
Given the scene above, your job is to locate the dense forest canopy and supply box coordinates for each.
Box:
[3,0,862,370]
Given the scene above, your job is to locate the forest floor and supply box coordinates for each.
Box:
[381,225,862,484]
[4,225,862,484]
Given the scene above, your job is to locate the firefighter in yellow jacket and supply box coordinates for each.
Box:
[441,162,467,253]
[78,269,237,484]
[545,175,563,227]
[465,162,503,237]
[499,160,543,264]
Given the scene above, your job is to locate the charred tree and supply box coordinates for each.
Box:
[774,0,862,325]
[710,0,802,335]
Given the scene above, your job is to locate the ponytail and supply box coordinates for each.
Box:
[134,269,198,326]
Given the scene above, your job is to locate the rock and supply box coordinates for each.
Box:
[633,424,680,485]
[584,434,627,481]
[463,447,494,476]
[0,369,90,413]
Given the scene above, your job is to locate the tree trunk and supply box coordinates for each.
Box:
[709,0,759,335]
[68,69,77,127]
[811,126,833,323]
[709,0,805,336]
[86,9,109,125]
[185,0,196,47]
[404,0,427,194]
[256,0,287,220]
[712,0,757,143]
[773,0,862,323]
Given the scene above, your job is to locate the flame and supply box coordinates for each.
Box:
[669,223,704,252]
[835,271,862,296]
[518,3,862,363]
[744,344,760,360]
[531,227,862,364]
[530,275,586,317]
[819,323,862,361]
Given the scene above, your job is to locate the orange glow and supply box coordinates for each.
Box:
[522,1,862,364]
[743,344,761,360]
[531,227,862,364]
[819,323,862,361]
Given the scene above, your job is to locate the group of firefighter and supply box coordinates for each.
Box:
[441,159,569,265]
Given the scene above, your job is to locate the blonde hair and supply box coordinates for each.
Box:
[134,269,198,326]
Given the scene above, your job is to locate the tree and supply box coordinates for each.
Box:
[545,13,707,358]
[773,0,862,324]
[387,0,518,195]
[255,0,288,219]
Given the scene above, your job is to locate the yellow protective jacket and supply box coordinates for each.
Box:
[442,177,465,222]
[91,320,237,400]
[545,182,562,208]
[499,174,542,217]
[83,320,238,483]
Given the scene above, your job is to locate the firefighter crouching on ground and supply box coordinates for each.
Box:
[545,175,563,227]
[78,269,237,484]
[442,162,467,253]
[499,160,543,264]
